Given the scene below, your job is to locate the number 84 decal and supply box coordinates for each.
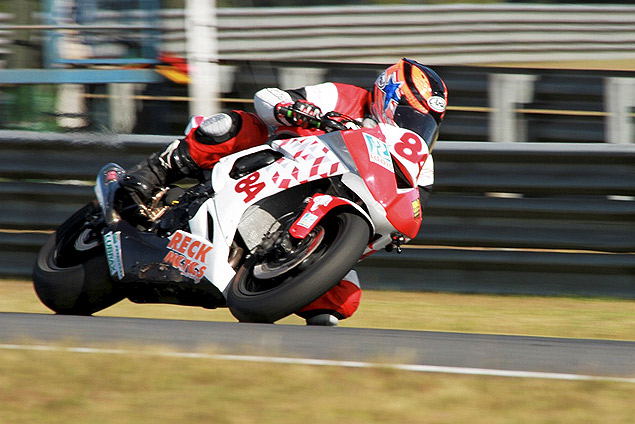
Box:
[235,171,266,203]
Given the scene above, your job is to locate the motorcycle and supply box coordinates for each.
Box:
[33,109,430,323]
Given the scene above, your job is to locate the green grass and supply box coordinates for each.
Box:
[0,347,633,424]
[2,280,633,340]
[1,279,634,423]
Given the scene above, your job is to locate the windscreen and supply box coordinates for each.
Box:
[393,105,440,151]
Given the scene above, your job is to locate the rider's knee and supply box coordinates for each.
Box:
[191,111,243,145]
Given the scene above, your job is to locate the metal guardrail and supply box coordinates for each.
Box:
[5,5,635,66]
[4,4,635,73]
[160,4,635,65]
[2,6,634,142]
[127,62,632,143]
[1,131,633,297]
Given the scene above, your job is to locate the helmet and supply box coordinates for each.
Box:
[370,58,447,150]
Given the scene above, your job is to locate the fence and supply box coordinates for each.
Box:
[359,141,635,297]
[161,4,635,65]
[5,4,633,67]
[214,62,635,144]
[2,5,635,142]
[1,131,633,297]
[2,4,634,297]
[4,61,626,144]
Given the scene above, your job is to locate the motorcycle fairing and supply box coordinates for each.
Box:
[191,136,355,294]
[339,124,425,239]
[184,198,236,293]
[198,124,426,294]
[163,229,214,283]
[209,135,347,247]
[288,193,372,240]
[103,220,226,309]
[96,163,222,299]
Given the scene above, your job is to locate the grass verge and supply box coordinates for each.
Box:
[2,279,634,340]
[0,281,635,424]
[0,346,633,424]
[1,279,634,423]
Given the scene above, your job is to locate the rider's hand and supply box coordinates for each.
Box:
[275,100,322,129]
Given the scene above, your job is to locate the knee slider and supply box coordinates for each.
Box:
[194,111,242,144]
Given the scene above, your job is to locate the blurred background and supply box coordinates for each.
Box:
[1,0,634,143]
[1,0,634,293]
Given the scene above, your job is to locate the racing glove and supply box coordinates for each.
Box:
[275,100,322,129]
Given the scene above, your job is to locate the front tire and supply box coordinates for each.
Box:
[227,211,370,323]
[33,202,124,315]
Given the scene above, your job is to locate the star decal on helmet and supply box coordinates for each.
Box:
[382,73,403,111]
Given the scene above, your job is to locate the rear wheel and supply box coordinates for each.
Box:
[33,201,124,315]
[227,211,370,323]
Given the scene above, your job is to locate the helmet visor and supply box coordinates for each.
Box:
[393,105,440,151]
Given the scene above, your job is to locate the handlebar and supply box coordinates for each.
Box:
[276,105,361,133]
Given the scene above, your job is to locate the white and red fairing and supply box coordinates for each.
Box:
[186,123,428,293]
[337,123,426,240]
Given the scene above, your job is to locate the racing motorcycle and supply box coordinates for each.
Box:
[33,109,430,323]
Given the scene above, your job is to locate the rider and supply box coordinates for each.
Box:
[122,58,448,326]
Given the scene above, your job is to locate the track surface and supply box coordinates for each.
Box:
[1,312,633,379]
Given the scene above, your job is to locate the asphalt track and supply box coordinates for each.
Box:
[1,312,633,382]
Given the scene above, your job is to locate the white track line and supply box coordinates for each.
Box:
[1,343,634,384]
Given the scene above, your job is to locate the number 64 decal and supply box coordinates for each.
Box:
[235,172,265,202]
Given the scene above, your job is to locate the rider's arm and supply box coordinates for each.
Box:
[253,88,294,127]
[254,83,340,127]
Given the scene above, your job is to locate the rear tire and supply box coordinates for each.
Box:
[32,202,124,315]
[227,211,369,323]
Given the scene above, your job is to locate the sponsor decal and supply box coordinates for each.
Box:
[162,230,212,283]
[310,194,333,212]
[412,198,421,219]
[103,231,125,280]
[427,96,446,113]
[297,212,319,229]
[363,133,393,171]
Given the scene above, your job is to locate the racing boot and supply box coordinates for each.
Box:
[305,312,340,327]
[122,112,245,203]
[121,139,202,203]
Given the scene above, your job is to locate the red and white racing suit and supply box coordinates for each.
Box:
[181,82,434,322]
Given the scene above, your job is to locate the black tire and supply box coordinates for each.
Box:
[32,202,124,315]
[227,211,370,323]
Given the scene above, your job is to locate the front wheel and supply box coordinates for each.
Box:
[33,201,124,315]
[227,211,370,323]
